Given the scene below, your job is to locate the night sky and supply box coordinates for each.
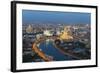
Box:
[22,10,91,25]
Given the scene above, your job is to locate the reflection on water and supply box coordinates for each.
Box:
[39,39,75,61]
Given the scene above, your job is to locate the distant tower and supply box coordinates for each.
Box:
[26,25,33,33]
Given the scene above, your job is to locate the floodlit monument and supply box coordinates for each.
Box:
[59,26,73,40]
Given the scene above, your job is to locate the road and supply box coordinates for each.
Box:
[32,37,53,61]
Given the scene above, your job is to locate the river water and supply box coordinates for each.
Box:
[39,40,75,61]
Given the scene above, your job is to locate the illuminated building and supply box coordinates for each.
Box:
[26,25,33,33]
[59,26,73,40]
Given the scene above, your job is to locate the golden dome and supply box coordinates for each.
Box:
[59,26,73,40]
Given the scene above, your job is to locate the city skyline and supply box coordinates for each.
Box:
[22,10,91,25]
[22,10,91,63]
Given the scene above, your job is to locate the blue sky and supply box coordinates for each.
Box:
[22,10,91,25]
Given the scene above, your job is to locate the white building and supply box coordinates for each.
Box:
[43,30,52,37]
